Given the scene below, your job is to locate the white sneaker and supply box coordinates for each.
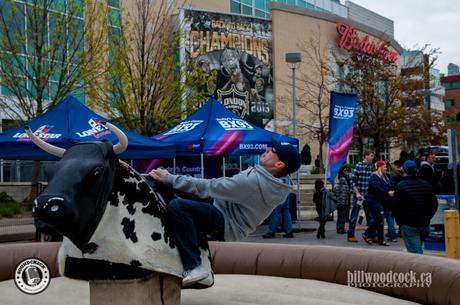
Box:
[182,265,209,287]
[197,272,214,286]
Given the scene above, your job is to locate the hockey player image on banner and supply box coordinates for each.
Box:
[183,9,273,128]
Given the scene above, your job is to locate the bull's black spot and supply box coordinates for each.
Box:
[151,232,161,241]
[121,218,138,243]
[82,242,99,254]
[130,260,142,267]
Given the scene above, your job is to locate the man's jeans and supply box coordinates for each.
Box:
[336,204,348,231]
[347,197,361,238]
[267,197,293,234]
[166,197,225,270]
[400,225,430,254]
[384,209,397,239]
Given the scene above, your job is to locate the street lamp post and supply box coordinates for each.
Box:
[285,52,302,230]
[285,52,301,138]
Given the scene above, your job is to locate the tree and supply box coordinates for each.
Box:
[0,0,108,200]
[295,26,335,169]
[97,0,207,136]
[335,42,407,159]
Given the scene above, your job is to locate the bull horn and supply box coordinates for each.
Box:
[24,126,66,158]
[102,122,128,155]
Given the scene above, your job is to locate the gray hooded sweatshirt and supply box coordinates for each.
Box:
[163,165,292,241]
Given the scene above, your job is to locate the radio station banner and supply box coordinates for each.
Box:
[326,91,357,183]
[183,9,273,128]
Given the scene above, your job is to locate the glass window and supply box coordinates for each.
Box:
[447,115,456,124]
[242,4,252,15]
[446,99,455,108]
[108,0,119,8]
[230,0,241,14]
[255,0,266,10]
[286,0,296,5]
[242,0,252,5]
[108,7,120,27]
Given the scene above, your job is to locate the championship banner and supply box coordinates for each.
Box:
[183,9,273,128]
[326,91,357,183]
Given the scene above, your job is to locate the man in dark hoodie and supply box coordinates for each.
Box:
[392,160,438,254]
[149,140,301,286]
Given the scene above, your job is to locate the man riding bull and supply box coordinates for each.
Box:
[149,140,301,286]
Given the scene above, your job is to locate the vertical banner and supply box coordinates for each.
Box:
[326,91,357,183]
[183,9,273,128]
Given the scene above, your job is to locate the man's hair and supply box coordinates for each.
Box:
[405,166,418,176]
[363,150,374,158]
[392,160,402,168]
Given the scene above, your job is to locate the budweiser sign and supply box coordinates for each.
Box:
[336,22,398,63]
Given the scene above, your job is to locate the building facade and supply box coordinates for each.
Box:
[180,0,402,162]
[441,75,460,142]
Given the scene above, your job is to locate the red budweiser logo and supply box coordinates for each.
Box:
[336,22,398,63]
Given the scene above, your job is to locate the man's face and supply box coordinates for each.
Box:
[427,154,435,164]
[391,164,401,173]
[364,153,374,163]
[260,147,283,171]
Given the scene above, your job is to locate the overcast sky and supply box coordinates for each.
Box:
[348,0,459,75]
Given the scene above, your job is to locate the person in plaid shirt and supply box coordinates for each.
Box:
[347,150,374,242]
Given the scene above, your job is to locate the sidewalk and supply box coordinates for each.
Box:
[0,217,36,242]
[243,217,446,257]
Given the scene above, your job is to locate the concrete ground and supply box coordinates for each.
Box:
[0,275,420,305]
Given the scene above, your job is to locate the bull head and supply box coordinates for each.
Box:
[26,122,128,251]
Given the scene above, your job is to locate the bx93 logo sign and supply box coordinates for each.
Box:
[333,105,355,120]
[216,118,254,130]
[164,120,203,135]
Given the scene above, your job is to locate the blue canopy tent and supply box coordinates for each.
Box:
[152,97,298,176]
[0,96,175,160]
[154,97,297,157]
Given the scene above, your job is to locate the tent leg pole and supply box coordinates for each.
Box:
[239,156,242,172]
[173,158,176,174]
[222,156,226,177]
[296,170,301,229]
[201,154,204,178]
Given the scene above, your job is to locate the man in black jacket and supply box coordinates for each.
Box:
[392,160,438,254]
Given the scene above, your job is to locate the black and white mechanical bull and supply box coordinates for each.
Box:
[26,122,213,286]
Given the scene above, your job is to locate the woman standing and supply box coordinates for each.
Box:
[362,161,394,246]
[334,166,351,234]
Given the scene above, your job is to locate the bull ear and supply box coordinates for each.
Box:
[102,122,128,155]
[25,126,66,158]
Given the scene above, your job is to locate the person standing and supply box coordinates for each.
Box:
[334,166,351,234]
[263,177,294,239]
[418,150,440,193]
[314,155,321,168]
[392,160,438,254]
[386,160,403,241]
[313,180,338,239]
[348,150,374,242]
[362,161,393,246]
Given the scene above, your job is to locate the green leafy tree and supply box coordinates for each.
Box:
[0,0,108,200]
[96,0,207,136]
